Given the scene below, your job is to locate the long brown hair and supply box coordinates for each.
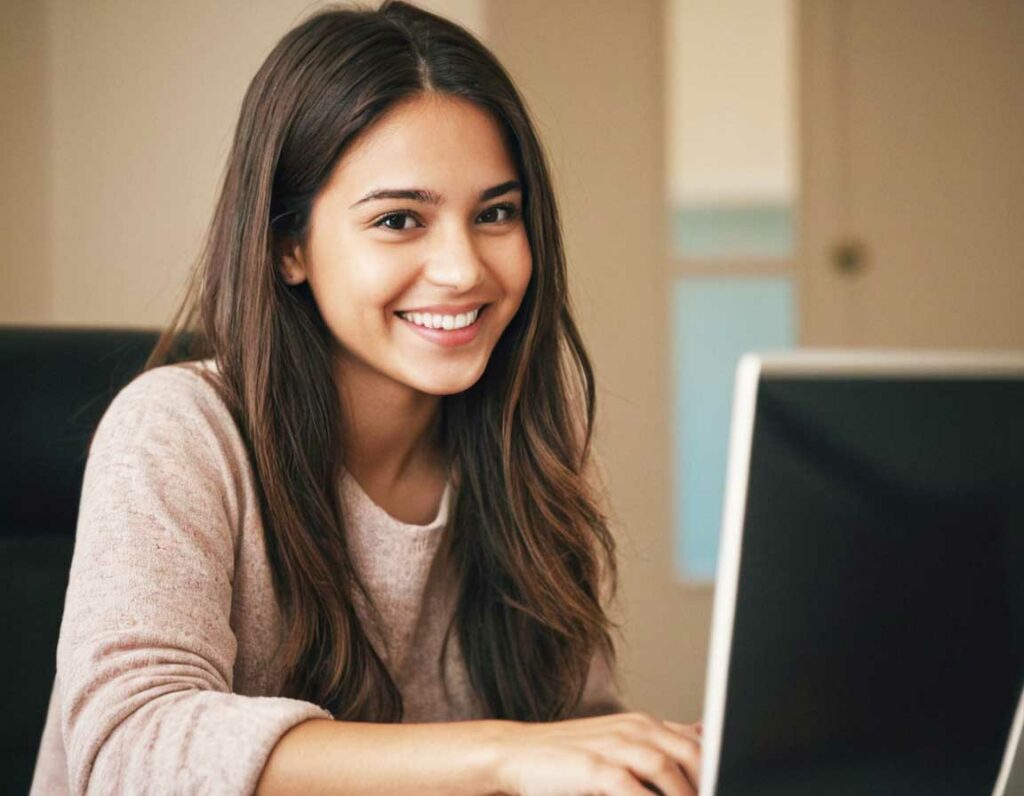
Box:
[147,0,621,722]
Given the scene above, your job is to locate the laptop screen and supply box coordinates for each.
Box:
[712,370,1024,795]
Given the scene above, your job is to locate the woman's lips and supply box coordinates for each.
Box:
[395,304,488,348]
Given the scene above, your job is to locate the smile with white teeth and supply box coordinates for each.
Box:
[396,307,482,330]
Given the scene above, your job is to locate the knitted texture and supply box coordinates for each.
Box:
[30,362,623,794]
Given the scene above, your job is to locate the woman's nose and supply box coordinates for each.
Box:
[423,225,485,292]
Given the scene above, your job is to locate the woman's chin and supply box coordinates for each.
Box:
[403,360,488,397]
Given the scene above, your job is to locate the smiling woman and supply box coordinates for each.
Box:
[29,3,702,795]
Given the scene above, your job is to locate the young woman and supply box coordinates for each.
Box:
[31,3,702,794]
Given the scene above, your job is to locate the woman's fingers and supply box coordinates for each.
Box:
[663,719,702,737]
[652,719,703,789]
[615,743,697,796]
[654,724,701,790]
[591,761,669,796]
[496,712,704,796]
[593,713,701,794]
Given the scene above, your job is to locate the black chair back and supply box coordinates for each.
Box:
[0,326,160,792]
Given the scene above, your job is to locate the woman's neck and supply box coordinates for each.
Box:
[335,357,445,492]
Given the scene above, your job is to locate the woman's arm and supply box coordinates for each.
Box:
[256,713,702,796]
[57,367,330,794]
[255,718,509,796]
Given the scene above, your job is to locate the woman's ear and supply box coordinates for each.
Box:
[278,240,309,286]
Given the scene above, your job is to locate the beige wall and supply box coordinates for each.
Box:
[1,0,52,322]
[666,0,795,206]
[45,1,325,328]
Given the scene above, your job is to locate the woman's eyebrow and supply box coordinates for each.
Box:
[349,179,521,208]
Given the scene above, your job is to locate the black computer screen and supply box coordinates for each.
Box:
[717,376,1024,796]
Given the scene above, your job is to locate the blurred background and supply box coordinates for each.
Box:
[2,0,1022,724]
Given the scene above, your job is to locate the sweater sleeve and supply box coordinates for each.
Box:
[56,365,331,795]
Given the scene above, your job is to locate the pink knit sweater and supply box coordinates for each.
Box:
[30,361,624,794]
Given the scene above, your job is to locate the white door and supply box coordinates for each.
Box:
[799,0,1024,348]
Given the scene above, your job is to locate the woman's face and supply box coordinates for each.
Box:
[280,92,533,398]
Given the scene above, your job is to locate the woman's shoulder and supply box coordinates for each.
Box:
[91,358,243,468]
[101,358,229,428]
[110,357,224,410]
[81,358,256,543]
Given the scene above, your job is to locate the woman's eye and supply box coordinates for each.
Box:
[478,203,519,224]
[373,203,519,232]
[374,211,421,231]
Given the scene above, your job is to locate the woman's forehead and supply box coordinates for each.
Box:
[325,93,518,200]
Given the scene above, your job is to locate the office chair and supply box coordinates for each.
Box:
[0,326,162,792]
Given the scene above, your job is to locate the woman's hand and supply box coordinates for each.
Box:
[494,711,703,796]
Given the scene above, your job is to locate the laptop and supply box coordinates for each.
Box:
[700,350,1024,796]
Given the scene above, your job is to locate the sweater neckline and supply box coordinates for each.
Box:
[340,467,452,532]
